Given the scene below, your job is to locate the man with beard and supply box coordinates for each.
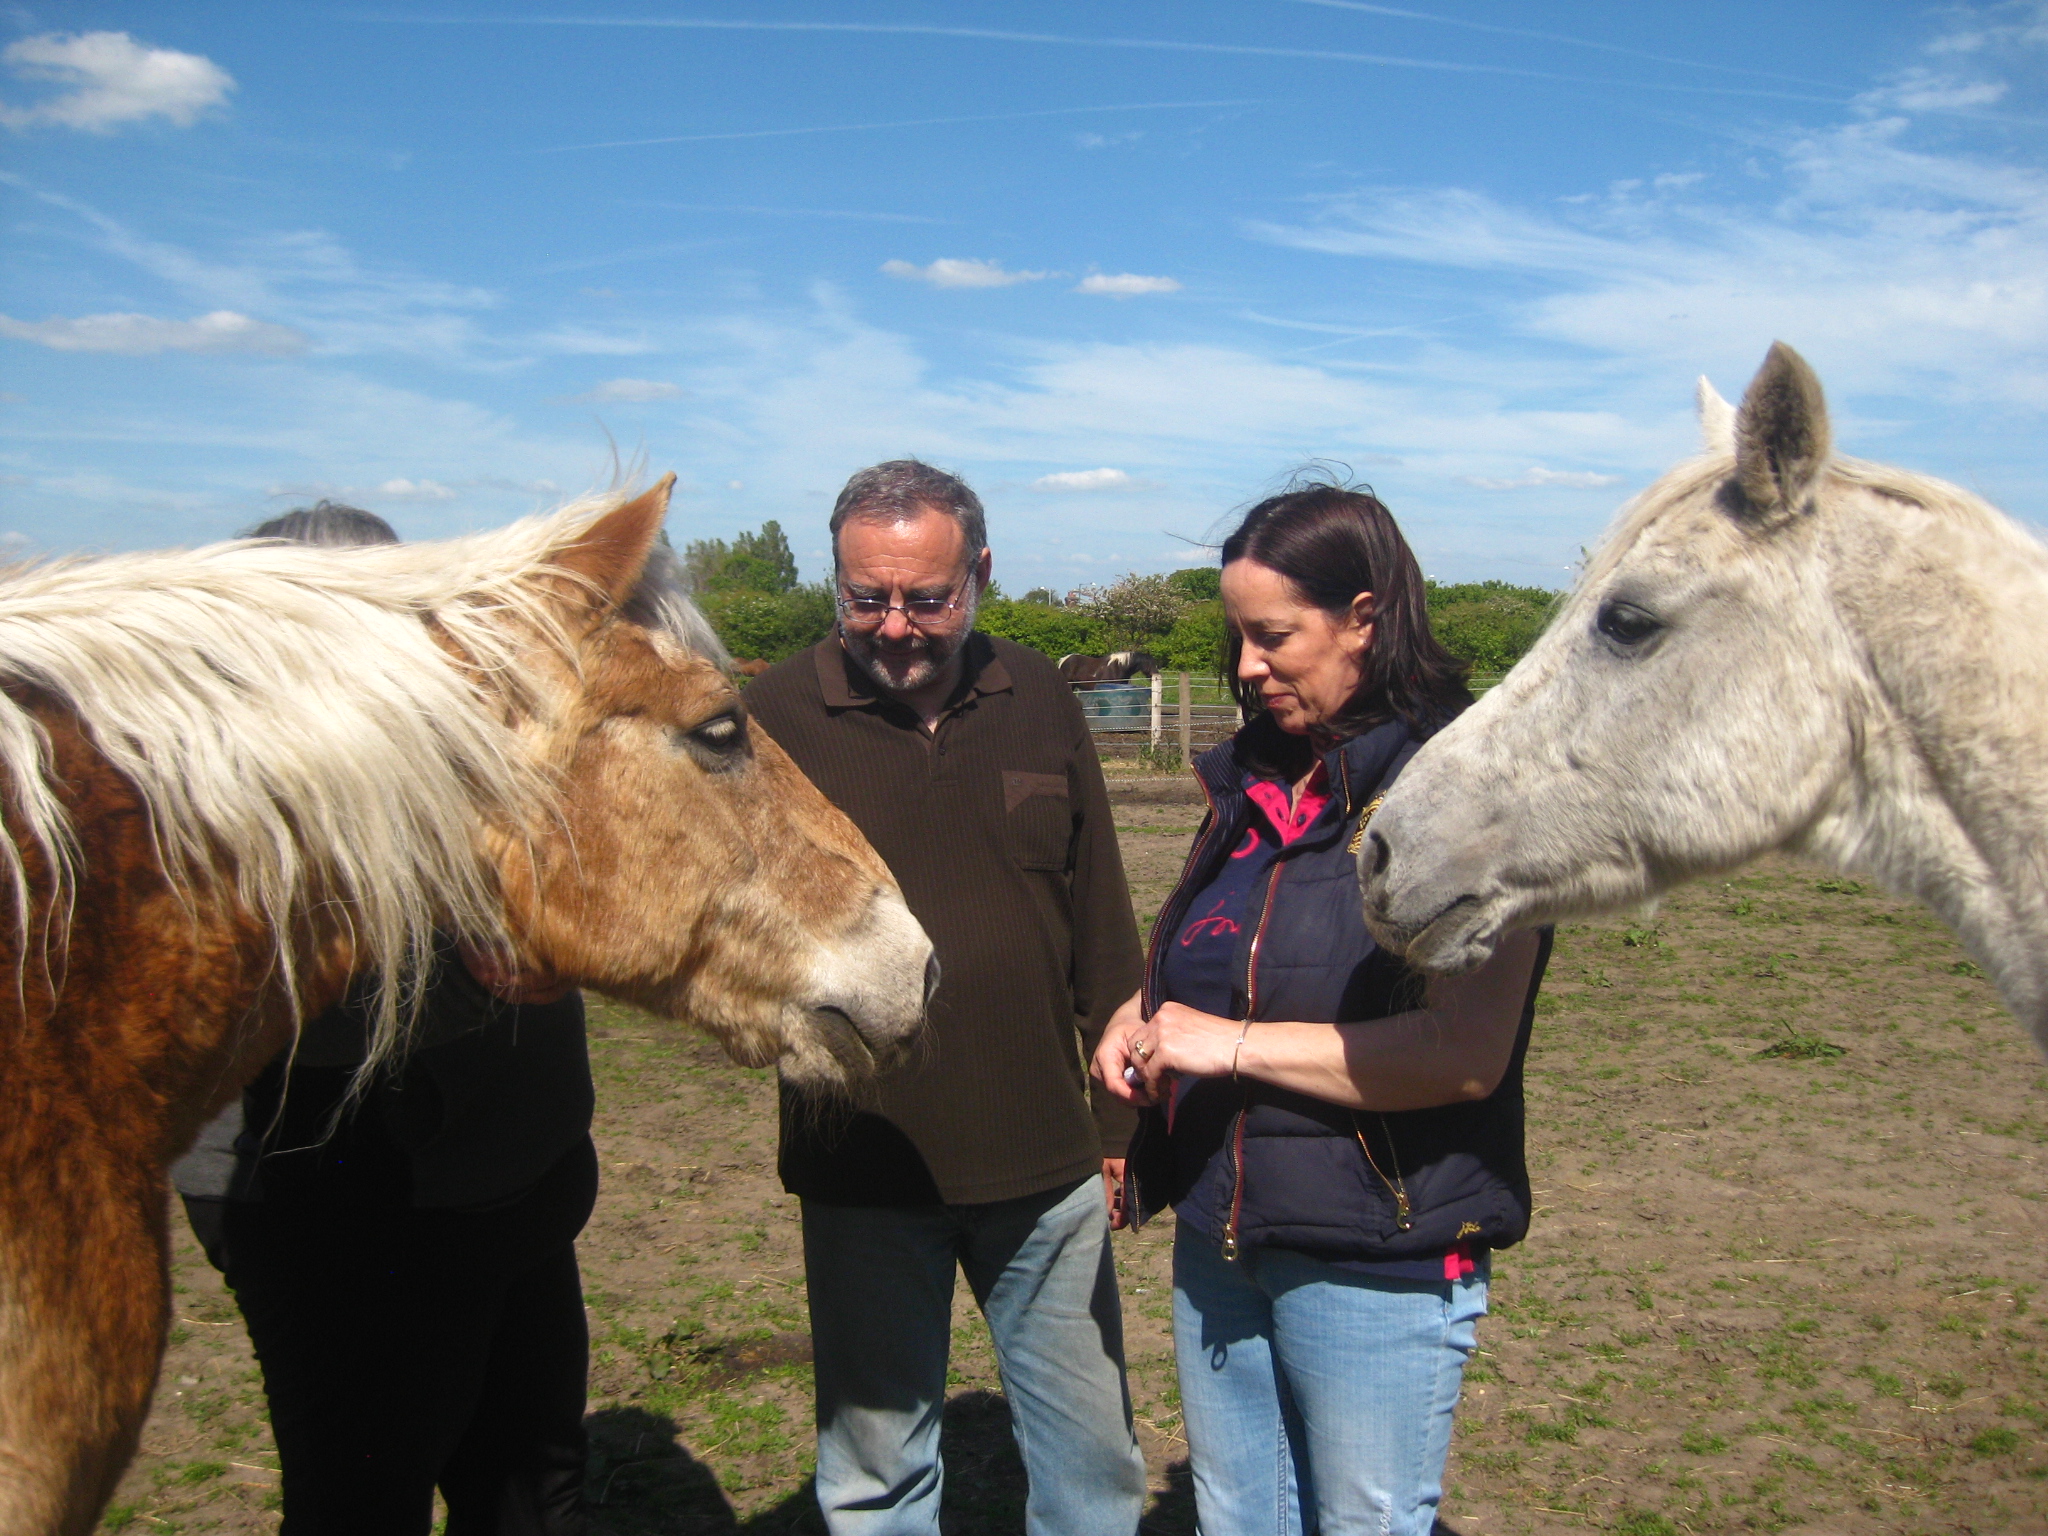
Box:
[746,460,1148,1536]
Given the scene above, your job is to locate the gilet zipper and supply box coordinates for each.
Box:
[1220,858,1283,1261]
[1353,1114,1415,1232]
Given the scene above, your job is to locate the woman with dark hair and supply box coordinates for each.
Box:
[1094,482,1549,1536]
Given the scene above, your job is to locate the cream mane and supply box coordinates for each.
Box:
[1579,450,2035,593]
[0,491,720,1074]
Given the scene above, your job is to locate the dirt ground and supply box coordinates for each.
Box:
[107,777,2047,1534]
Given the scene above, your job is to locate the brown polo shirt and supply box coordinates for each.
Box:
[747,631,1142,1206]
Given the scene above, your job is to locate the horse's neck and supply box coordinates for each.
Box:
[1810,496,2048,1049]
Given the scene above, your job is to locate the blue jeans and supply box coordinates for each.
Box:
[1173,1224,1488,1536]
[801,1175,1146,1536]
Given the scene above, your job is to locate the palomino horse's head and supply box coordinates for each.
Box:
[474,481,935,1089]
[1360,343,1890,974]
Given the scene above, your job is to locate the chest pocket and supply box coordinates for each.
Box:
[1002,770,1071,871]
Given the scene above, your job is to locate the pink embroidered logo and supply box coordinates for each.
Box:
[1180,897,1240,947]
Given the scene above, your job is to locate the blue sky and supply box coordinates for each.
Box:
[4,3,2046,590]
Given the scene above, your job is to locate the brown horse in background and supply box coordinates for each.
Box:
[0,479,934,1534]
[1056,650,1163,689]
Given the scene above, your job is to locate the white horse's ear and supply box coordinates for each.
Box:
[1732,342,1830,523]
[1695,376,1735,454]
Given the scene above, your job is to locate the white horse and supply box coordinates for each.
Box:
[1358,342,2048,1058]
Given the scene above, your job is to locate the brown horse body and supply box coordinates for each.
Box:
[0,483,932,1533]
[1056,650,1162,690]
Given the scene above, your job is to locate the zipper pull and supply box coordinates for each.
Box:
[1394,1191,1414,1231]
[1220,1226,1240,1261]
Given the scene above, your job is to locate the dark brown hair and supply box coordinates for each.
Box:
[1220,479,1469,757]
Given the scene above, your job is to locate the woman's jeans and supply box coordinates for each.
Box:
[1172,1223,1488,1536]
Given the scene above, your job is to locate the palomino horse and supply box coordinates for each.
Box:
[1359,343,2048,1061]
[0,479,935,1535]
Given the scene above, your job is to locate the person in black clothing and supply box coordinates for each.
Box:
[1093,482,1549,1536]
[171,502,595,1536]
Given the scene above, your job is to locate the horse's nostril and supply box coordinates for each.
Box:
[923,951,942,1007]
[1368,829,1392,878]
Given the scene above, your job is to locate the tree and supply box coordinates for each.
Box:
[1073,572,1188,648]
[681,520,800,595]
[1161,600,1228,674]
[697,583,835,663]
[1021,587,1058,605]
[975,598,1108,659]
[1423,580,1559,674]
[1166,567,1221,602]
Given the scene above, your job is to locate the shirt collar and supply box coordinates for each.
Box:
[814,629,1012,716]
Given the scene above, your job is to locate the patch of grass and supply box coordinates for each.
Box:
[1611,1512,1681,1536]
[1971,1426,2022,1457]
[1754,1022,1847,1060]
[176,1459,227,1484]
[1680,1425,1729,1454]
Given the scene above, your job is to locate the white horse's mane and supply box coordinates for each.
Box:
[1582,448,2034,590]
[0,490,721,1074]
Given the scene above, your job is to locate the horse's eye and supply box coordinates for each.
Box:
[1596,600,1663,648]
[680,710,750,768]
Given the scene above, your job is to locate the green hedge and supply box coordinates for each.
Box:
[1423,580,1559,674]
[974,598,1108,659]
[697,585,835,663]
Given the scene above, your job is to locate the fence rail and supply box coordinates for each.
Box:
[1074,673,1238,762]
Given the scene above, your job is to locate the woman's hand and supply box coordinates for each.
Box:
[1093,991,1246,1106]
[1091,990,1153,1104]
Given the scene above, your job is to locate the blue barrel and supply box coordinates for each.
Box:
[1083,681,1148,721]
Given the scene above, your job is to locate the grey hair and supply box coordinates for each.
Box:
[246,501,400,547]
[829,459,986,570]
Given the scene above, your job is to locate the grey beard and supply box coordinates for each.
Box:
[840,590,980,697]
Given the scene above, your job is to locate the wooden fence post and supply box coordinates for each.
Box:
[1150,670,1163,749]
[1178,671,1192,763]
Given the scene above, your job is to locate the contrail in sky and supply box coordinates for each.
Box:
[543,99,1260,154]
[381,16,1855,107]
[1285,0,1847,89]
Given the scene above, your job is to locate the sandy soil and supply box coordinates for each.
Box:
[104,779,2047,1534]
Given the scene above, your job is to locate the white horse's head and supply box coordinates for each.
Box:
[1360,344,1879,971]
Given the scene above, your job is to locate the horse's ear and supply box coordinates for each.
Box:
[1696,376,1736,455]
[546,474,673,624]
[1731,343,1830,523]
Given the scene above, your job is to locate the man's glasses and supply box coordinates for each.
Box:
[836,575,971,630]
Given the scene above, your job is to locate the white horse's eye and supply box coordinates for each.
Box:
[1596,600,1663,648]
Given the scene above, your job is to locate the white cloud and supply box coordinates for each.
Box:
[531,326,656,356]
[1246,114,2048,406]
[6,183,502,363]
[374,478,458,502]
[881,258,1051,289]
[1033,467,1132,491]
[1856,68,2009,113]
[0,309,307,356]
[577,377,683,403]
[1076,273,1182,297]
[1457,466,1624,491]
[0,31,233,133]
